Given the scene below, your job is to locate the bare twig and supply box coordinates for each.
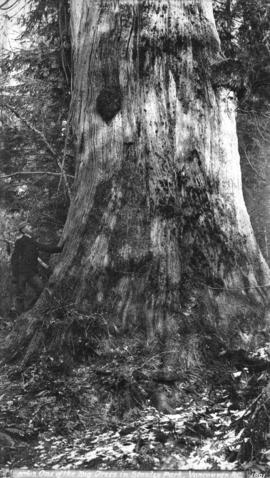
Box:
[7,2,28,19]
[0,171,74,180]
[242,147,266,183]
[57,1,73,194]
[58,0,70,86]
[253,114,270,144]
[265,226,269,260]
[58,97,74,193]
[0,0,18,10]
[3,103,56,155]
[1,103,72,198]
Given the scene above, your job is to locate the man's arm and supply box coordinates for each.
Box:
[34,239,64,254]
[38,257,50,269]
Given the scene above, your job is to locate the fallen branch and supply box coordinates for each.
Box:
[232,393,263,425]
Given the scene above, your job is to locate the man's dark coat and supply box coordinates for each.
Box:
[11,235,63,278]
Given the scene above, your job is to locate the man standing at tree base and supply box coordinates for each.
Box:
[11,222,64,314]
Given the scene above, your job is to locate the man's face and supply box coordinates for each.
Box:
[22,224,32,235]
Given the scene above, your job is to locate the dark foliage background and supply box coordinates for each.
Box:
[214,0,270,261]
[0,0,74,314]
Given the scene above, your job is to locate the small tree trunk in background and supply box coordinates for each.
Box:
[23,0,270,368]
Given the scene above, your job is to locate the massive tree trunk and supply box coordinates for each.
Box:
[18,0,270,366]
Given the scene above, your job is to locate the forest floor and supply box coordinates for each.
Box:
[0,316,270,473]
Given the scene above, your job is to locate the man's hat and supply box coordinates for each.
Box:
[18,221,28,232]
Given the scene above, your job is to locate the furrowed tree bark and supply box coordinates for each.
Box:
[14,0,270,368]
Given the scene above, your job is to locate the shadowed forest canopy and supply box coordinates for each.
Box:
[0,0,270,471]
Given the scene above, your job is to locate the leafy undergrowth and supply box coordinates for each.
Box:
[30,400,240,470]
[0,319,270,472]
